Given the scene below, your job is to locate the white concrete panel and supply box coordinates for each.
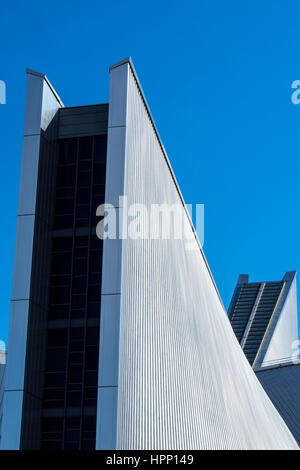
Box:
[17,136,40,216]
[104,126,126,207]
[5,301,29,391]
[11,216,35,301]
[262,276,298,366]
[98,294,121,387]
[0,391,23,450]
[96,387,118,450]
[108,63,129,128]
[115,63,298,450]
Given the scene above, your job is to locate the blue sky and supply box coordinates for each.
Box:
[0,0,300,344]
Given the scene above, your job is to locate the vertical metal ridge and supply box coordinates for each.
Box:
[96,61,129,450]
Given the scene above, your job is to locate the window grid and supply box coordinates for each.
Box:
[41,135,107,450]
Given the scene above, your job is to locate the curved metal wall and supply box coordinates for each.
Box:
[115,61,298,450]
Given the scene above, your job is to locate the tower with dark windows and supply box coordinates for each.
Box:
[228,271,298,369]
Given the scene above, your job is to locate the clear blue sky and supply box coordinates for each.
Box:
[0,0,300,344]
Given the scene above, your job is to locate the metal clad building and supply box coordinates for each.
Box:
[0,58,298,450]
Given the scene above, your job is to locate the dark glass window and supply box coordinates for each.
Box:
[51,252,72,275]
[41,441,63,450]
[85,346,99,370]
[84,387,97,406]
[74,257,88,275]
[65,429,80,441]
[50,286,70,304]
[88,285,101,303]
[67,390,82,407]
[55,198,74,216]
[50,275,71,287]
[46,348,67,372]
[42,417,64,432]
[87,327,99,345]
[54,215,74,230]
[56,187,75,199]
[44,372,66,388]
[72,276,87,294]
[79,159,92,171]
[87,302,100,319]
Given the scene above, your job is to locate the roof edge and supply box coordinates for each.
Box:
[26,68,64,107]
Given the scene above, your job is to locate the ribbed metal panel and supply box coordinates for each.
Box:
[261,274,298,367]
[0,358,5,446]
[1,71,63,450]
[228,272,298,369]
[115,62,298,449]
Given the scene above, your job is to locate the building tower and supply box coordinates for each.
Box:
[0,59,298,450]
[228,271,298,369]
[256,361,300,446]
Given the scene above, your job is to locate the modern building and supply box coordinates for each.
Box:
[228,272,298,369]
[256,361,300,446]
[0,350,6,447]
[0,58,298,450]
